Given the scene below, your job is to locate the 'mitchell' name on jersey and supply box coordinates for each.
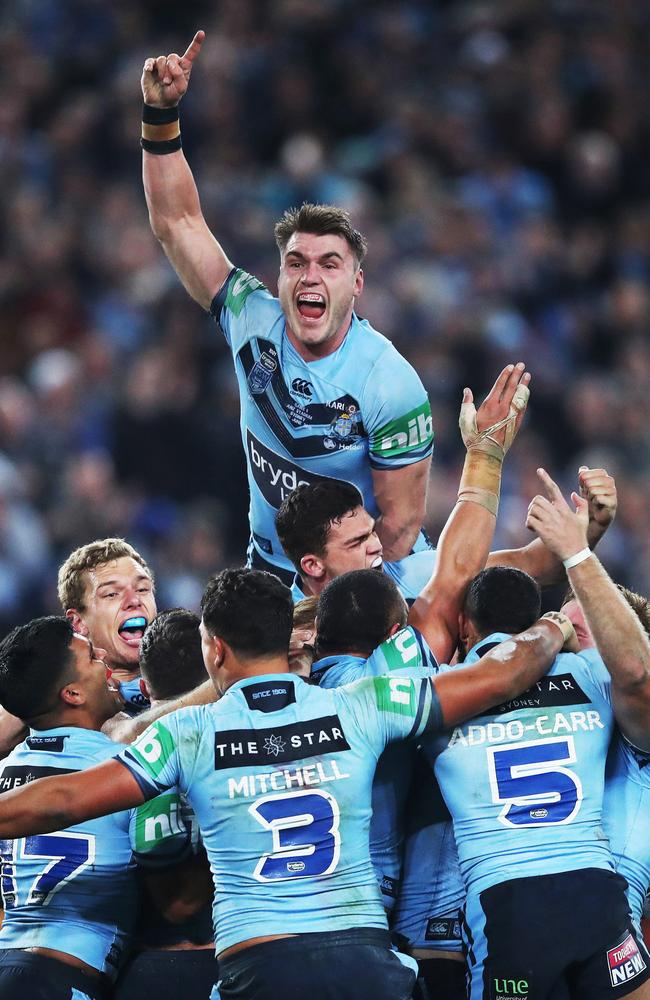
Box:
[211,269,434,573]
[117,672,441,953]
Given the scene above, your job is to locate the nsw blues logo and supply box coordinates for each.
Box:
[248,348,278,395]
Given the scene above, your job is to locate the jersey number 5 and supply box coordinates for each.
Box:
[249,789,341,882]
[487,737,582,827]
[0,831,95,908]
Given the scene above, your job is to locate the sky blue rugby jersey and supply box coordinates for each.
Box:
[312,626,438,909]
[290,549,438,605]
[391,755,465,953]
[422,633,616,898]
[603,733,650,924]
[0,728,189,979]
[116,671,441,953]
[210,270,434,573]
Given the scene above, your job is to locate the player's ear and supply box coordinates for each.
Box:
[387,622,402,638]
[139,677,150,700]
[300,553,325,581]
[353,267,364,297]
[60,682,85,707]
[66,609,89,637]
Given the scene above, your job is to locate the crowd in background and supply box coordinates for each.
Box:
[0,0,649,634]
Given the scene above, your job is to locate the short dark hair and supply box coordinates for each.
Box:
[315,569,408,657]
[139,609,207,701]
[274,203,368,266]
[276,481,365,570]
[201,568,293,657]
[464,567,541,637]
[0,617,75,721]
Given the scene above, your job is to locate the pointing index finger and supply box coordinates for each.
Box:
[181,30,205,65]
[536,467,564,504]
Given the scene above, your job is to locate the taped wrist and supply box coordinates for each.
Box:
[457,449,502,516]
[141,104,181,154]
[541,611,576,646]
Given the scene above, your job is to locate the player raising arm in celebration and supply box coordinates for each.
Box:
[0,569,570,1000]
[141,32,435,580]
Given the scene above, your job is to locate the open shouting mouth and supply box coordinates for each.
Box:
[118,616,148,647]
[296,293,326,319]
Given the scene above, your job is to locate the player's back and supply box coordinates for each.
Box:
[312,625,437,907]
[424,636,616,896]
[603,731,650,924]
[0,728,140,978]
[121,669,440,953]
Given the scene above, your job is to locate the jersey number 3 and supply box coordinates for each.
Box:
[0,831,95,908]
[249,789,341,881]
[487,737,582,827]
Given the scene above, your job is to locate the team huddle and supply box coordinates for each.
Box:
[0,29,648,1000]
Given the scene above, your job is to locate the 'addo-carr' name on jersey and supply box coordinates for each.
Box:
[211,269,434,572]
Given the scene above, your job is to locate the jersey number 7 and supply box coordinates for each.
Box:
[0,831,95,908]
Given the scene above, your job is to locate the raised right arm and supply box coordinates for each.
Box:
[432,614,573,729]
[0,759,144,839]
[141,31,233,310]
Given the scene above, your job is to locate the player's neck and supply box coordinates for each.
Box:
[108,665,140,683]
[224,653,291,689]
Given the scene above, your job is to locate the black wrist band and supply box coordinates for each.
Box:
[141,136,182,154]
[142,104,180,125]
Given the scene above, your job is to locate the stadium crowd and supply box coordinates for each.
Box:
[0,0,649,629]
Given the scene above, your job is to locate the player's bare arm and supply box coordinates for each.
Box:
[371,457,431,563]
[0,758,144,840]
[104,678,217,743]
[142,30,233,309]
[433,614,574,728]
[527,467,650,750]
[487,465,618,584]
[409,362,530,661]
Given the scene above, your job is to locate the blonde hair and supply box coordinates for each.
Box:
[293,595,318,632]
[57,538,152,611]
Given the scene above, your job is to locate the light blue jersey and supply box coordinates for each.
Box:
[211,270,434,574]
[391,754,464,953]
[312,626,438,908]
[0,728,188,979]
[291,549,438,605]
[423,634,616,898]
[603,732,650,924]
[117,672,441,953]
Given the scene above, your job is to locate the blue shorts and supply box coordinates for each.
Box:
[412,956,467,1000]
[217,927,416,1000]
[0,951,109,1000]
[114,948,219,999]
[463,869,650,999]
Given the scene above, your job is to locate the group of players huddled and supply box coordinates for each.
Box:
[0,29,648,1000]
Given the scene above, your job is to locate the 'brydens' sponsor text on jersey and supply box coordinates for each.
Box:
[0,728,189,978]
[116,673,442,953]
[211,270,434,573]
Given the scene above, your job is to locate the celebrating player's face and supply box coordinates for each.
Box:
[278,232,364,357]
[321,506,383,581]
[69,557,157,675]
[69,633,124,721]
